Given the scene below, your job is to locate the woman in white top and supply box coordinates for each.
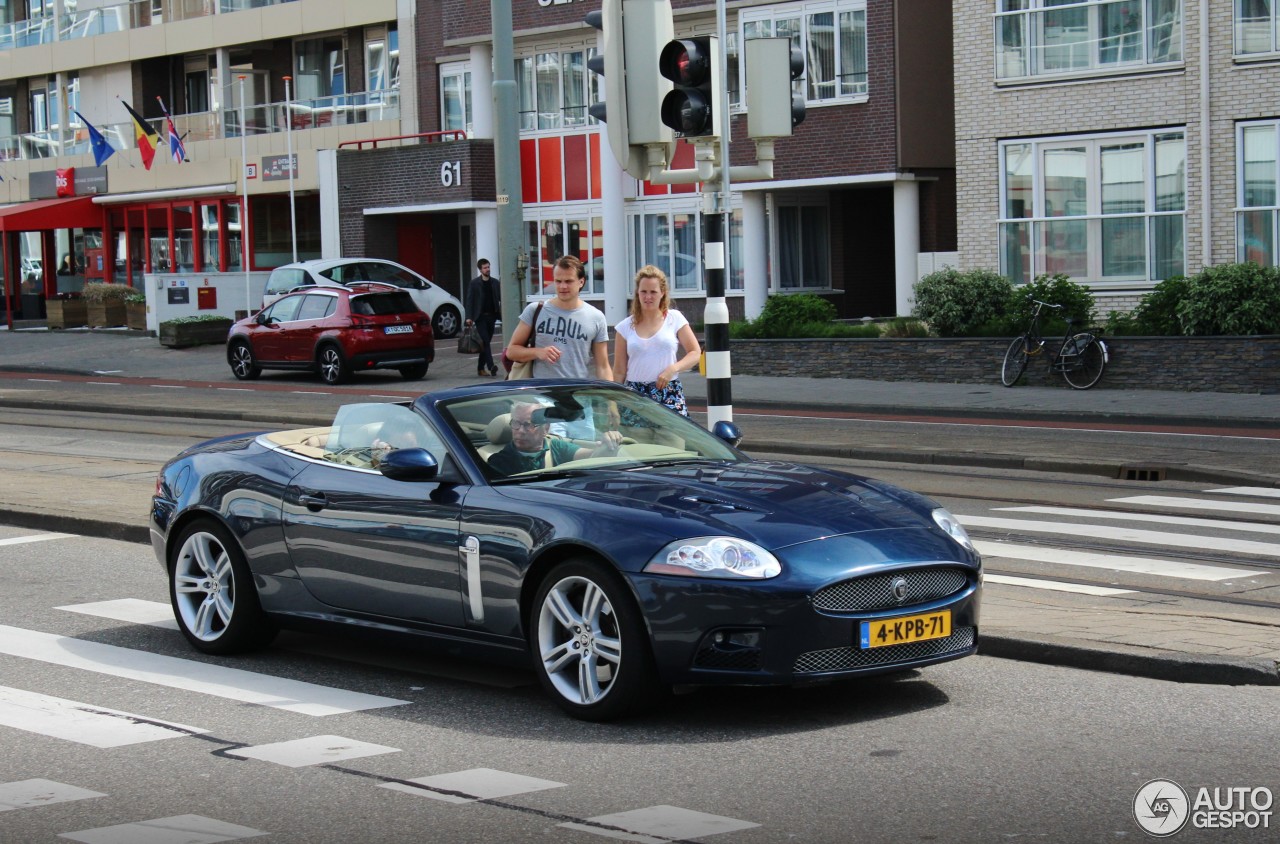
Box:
[613,265,701,416]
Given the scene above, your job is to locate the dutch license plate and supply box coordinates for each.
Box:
[860,610,951,649]
[384,325,413,334]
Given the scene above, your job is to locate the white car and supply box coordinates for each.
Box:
[262,258,466,338]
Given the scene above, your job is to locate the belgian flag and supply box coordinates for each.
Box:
[122,100,159,171]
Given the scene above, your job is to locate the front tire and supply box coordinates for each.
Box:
[1001,336,1030,387]
[432,304,461,339]
[530,559,658,721]
[169,520,276,655]
[228,340,261,381]
[1062,335,1106,389]
[317,345,350,385]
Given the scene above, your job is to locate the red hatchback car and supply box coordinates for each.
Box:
[227,285,434,385]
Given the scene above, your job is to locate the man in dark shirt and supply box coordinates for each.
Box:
[487,401,623,475]
[464,258,501,376]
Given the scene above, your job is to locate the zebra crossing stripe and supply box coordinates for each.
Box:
[960,515,1280,559]
[57,599,177,629]
[1207,487,1280,499]
[972,541,1259,582]
[0,625,409,716]
[59,814,266,844]
[0,779,106,811]
[0,533,74,547]
[995,505,1280,536]
[1110,495,1280,517]
[983,574,1134,596]
[0,686,205,748]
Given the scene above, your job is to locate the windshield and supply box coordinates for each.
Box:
[438,384,746,481]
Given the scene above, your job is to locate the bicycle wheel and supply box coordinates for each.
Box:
[1000,336,1031,387]
[1062,334,1106,389]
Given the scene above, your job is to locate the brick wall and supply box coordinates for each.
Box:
[728,336,1280,393]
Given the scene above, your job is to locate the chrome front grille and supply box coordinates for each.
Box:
[793,627,976,674]
[812,567,968,612]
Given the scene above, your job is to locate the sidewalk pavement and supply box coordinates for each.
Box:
[1,326,1277,687]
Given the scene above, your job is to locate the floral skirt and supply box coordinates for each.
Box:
[623,379,689,420]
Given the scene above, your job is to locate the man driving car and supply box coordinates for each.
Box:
[487,401,623,475]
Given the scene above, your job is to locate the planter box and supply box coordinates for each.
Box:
[45,298,87,329]
[159,320,233,348]
[87,301,127,328]
[126,301,147,331]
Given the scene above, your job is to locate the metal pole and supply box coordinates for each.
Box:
[283,75,298,263]
[492,0,525,343]
[239,75,251,316]
[701,0,733,425]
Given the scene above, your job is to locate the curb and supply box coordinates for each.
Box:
[980,633,1280,687]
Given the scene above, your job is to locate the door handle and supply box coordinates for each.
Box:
[298,491,328,511]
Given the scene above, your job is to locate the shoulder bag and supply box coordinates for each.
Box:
[505,303,543,381]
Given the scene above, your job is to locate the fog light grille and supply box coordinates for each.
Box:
[812,568,968,612]
[793,627,976,674]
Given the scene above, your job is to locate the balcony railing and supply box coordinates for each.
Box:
[0,88,399,162]
[995,0,1182,81]
[0,0,297,52]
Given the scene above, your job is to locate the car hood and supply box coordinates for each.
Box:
[526,459,946,550]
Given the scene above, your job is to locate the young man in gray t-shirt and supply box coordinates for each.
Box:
[506,255,613,381]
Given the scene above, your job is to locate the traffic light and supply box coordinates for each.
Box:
[659,35,720,139]
[586,0,673,179]
[745,37,806,138]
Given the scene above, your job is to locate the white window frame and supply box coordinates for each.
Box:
[1236,119,1280,265]
[1235,0,1280,57]
[738,0,868,111]
[514,39,599,136]
[440,60,472,135]
[998,129,1186,289]
[995,0,1184,82]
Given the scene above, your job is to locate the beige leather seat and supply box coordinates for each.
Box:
[477,413,513,462]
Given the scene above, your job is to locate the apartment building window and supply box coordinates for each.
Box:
[999,131,1185,286]
[366,26,399,92]
[295,35,346,100]
[1235,120,1280,265]
[440,63,471,134]
[516,46,598,132]
[525,214,605,297]
[740,1,867,103]
[1236,0,1280,55]
[775,200,830,289]
[996,0,1182,81]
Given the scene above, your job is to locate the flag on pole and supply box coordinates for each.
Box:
[156,96,187,163]
[122,100,159,170]
[74,111,116,167]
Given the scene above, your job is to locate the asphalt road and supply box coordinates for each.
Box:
[1,529,1276,843]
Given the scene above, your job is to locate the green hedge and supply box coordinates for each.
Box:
[1108,263,1280,336]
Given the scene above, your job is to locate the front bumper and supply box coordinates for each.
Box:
[628,568,981,686]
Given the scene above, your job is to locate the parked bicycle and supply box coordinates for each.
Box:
[1000,298,1108,389]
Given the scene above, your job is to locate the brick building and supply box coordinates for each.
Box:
[956,0,1280,313]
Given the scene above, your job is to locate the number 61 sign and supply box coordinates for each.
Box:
[440,161,461,186]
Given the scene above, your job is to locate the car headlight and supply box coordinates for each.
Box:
[644,537,781,579]
[932,508,975,553]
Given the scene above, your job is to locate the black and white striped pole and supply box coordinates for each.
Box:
[702,207,732,427]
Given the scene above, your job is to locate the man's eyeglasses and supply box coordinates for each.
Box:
[511,419,543,430]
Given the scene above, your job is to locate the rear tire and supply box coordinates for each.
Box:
[228,340,261,381]
[432,305,461,339]
[529,559,658,721]
[399,363,429,380]
[317,345,350,385]
[169,520,276,655]
[1062,334,1106,390]
[1000,335,1030,387]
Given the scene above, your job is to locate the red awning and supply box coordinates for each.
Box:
[0,196,102,232]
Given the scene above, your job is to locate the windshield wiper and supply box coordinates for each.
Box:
[492,467,596,484]
[624,458,720,471]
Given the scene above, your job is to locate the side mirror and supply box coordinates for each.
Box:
[712,421,743,448]
[255,312,271,325]
[378,448,441,482]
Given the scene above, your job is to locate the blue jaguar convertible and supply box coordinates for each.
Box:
[150,380,981,720]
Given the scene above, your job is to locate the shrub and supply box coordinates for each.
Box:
[1006,273,1096,332]
[81,282,133,303]
[123,288,146,304]
[1124,275,1189,335]
[161,315,234,327]
[881,317,929,338]
[734,293,837,338]
[1177,263,1280,336]
[912,268,1013,336]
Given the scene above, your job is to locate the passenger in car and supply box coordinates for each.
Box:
[487,401,623,475]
